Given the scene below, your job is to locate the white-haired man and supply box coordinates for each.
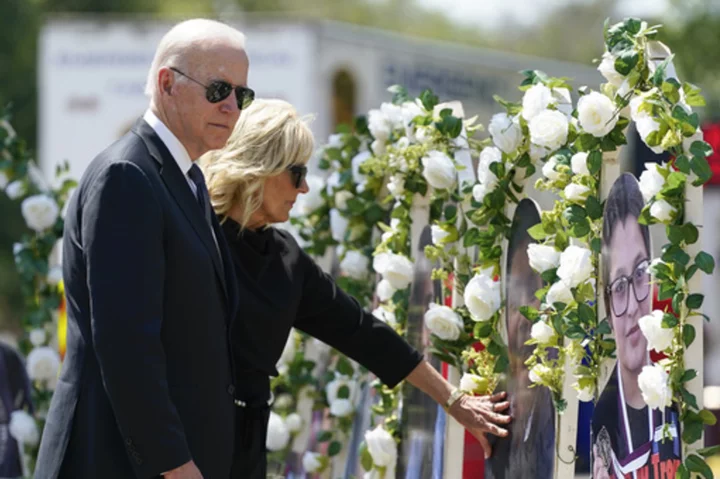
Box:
[35,19,251,479]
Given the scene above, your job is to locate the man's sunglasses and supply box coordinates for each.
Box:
[287,165,308,189]
[170,67,255,111]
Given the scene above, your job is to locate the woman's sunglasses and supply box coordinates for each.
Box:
[287,165,308,189]
[170,67,255,111]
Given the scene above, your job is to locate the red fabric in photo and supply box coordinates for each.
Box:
[702,122,720,185]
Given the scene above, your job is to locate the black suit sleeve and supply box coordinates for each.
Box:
[293,248,422,388]
[82,161,191,477]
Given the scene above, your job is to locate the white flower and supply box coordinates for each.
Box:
[327,133,344,149]
[638,364,672,410]
[571,152,590,176]
[527,244,561,274]
[472,183,490,204]
[578,92,619,138]
[650,199,676,223]
[464,273,501,321]
[371,139,386,156]
[638,163,665,202]
[415,126,433,145]
[303,452,324,473]
[530,320,555,344]
[277,332,297,371]
[326,376,359,406]
[351,151,371,186]
[489,113,523,154]
[598,52,625,87]
[372,306,397,326]
[285,413,303,433]
[557,246,593,288]
[5,180,25,200]
[325,171,342,195]
[46,266,63,286]
[683,129,704,156]
[329,209,349,242]
[639,310,674,352]
[26,346,60,382]
[542,156,562,181]
[530,144,550,162]
[424,303,464,341]
[529,110,569,151]
[0,171,8,190]
[266,412,291,451]
[394,136,410,151]
[335,191,354,211]
[329,399,355,417]
[387,174,405,199]
[368,109,392,140]
[376,279,396,302]
[574,382,595,402]
[460,373,488,394]
[553,88,574,117]
[431,225,451,245]
[546,280,573,306]
[636,115,663,154]
[522,84,553,121]
[381,102,404,129]
[374,253,413,290]
[529,364,552,385]
[29,329,47,347]
[9,410,39,446]
[477,147,502,184]
[421,150,456,190]
[21,195,60,232]
[365,425,398,467]
[564,183,591,202]
[340,251,369,280]
[401,101,425,126]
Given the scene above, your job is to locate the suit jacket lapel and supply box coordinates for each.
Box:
[131,119,229,302]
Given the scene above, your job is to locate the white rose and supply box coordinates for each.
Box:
[352,151,371,185]
[542,156,562,181]
[303,452,324,473]
[415,126,433,145]
[401,101,425,127]
[522,84,553,121]
[326,376,358,406]
[394,136,410,151]
[529,364,552,385]
[29,329,47,347]
[638,364,672,410]
[372,306,397,326]
[472,183,490,204]
[9,410,39,446]
[26,346,60,382]
[340,251,369,280]
[546,281,573,306]
[423,303,464,341]
[376,279,396,302]
[46,266,63,286]
[464,273,501,321]
[330,398,355,417]
[21,195,60,232]
[371,139,386,156]
[5,180,25,200]
[527,244,561,274]
[364,425,397,467]
[459,373,487,394]
[578,92,619,138]
[421,150,456,190]
[650,199,676,223]
[335,191,354,211]
[266,412,291,451]
[285,413,303,433]
[477,147,502,183]
[571,152,590,176]
[381,102,404,129]
[489,113,523,154]
[574,382,595,402]
[638,163,665,202]
[368,109,392,140]
[329,209,349,242]
[557,246,593,288]
[530,320,555,344]
[564,183,591,202]
[639,310,674,352]
[598,52,625,87]
[636,115,663,154]
[529,110,569,151]
[0,171,8,190]
[327,133,343,149]
[387,175,405,199]
[274,393,294,410]
[431,225,451,245]
[325,171,342,195]
[375,253,413,290]
[530,144,550,162]
[683,129,703,156]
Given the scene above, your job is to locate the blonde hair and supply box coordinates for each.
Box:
[200,99,314,228]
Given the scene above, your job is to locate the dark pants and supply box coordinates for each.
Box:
[230,404,270,479]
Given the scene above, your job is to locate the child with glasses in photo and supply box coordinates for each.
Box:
[591,173,681,479]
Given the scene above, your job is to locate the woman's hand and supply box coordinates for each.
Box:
[593,445,611,479]
[447,391,511,458]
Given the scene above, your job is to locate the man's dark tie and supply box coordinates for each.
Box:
[188,164,223,272]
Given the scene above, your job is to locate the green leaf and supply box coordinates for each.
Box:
[519,306,540,321]
[690,140,714,158]
[587,150,602,175]
[691,156,713,186]
[590,237,602,254]
[614,49,639,75]
[684,224,700,245]
[687,294,704,309]
[486,340,503,356]
[683,82,706,107]
[541,268,558,284]
[463,228,481,248]
[596,318,612,335]
[337,385,351,399]
[668,225,685,245]
[696,252,716,275]
[420,89,439,111]
[571,220,591,238]
[662,313,678,328]
[686,454,713,478]
[336,356,355,376]
[444,204,458,222]
[676,463,690,479]
[577,303,595,325]
[675,155,691,174]
[681,369,698,383]
[317,430,333,442]
[360,442,373,471]
[683,324,696,347]
[698,445,720,458]
[527,224,548,241]
[474,321,493,339]
[494,354,509,374]
[388,84,409,104]
[663,245,691,267]
[328,440,342,457]
[586,195,602,220]
[700,409,717,426]
[684,418,704,444]
[673,293,685,315]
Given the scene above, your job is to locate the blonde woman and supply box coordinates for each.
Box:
[201,99,512,478]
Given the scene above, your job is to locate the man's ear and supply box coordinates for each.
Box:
[158,67,174,96]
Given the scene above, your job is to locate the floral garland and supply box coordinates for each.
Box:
[0,107,76,475]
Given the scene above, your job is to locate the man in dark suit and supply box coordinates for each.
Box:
[35,18,251,479]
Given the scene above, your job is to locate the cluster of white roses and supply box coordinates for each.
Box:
[362,425,398,479]
[266,409,305,452]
